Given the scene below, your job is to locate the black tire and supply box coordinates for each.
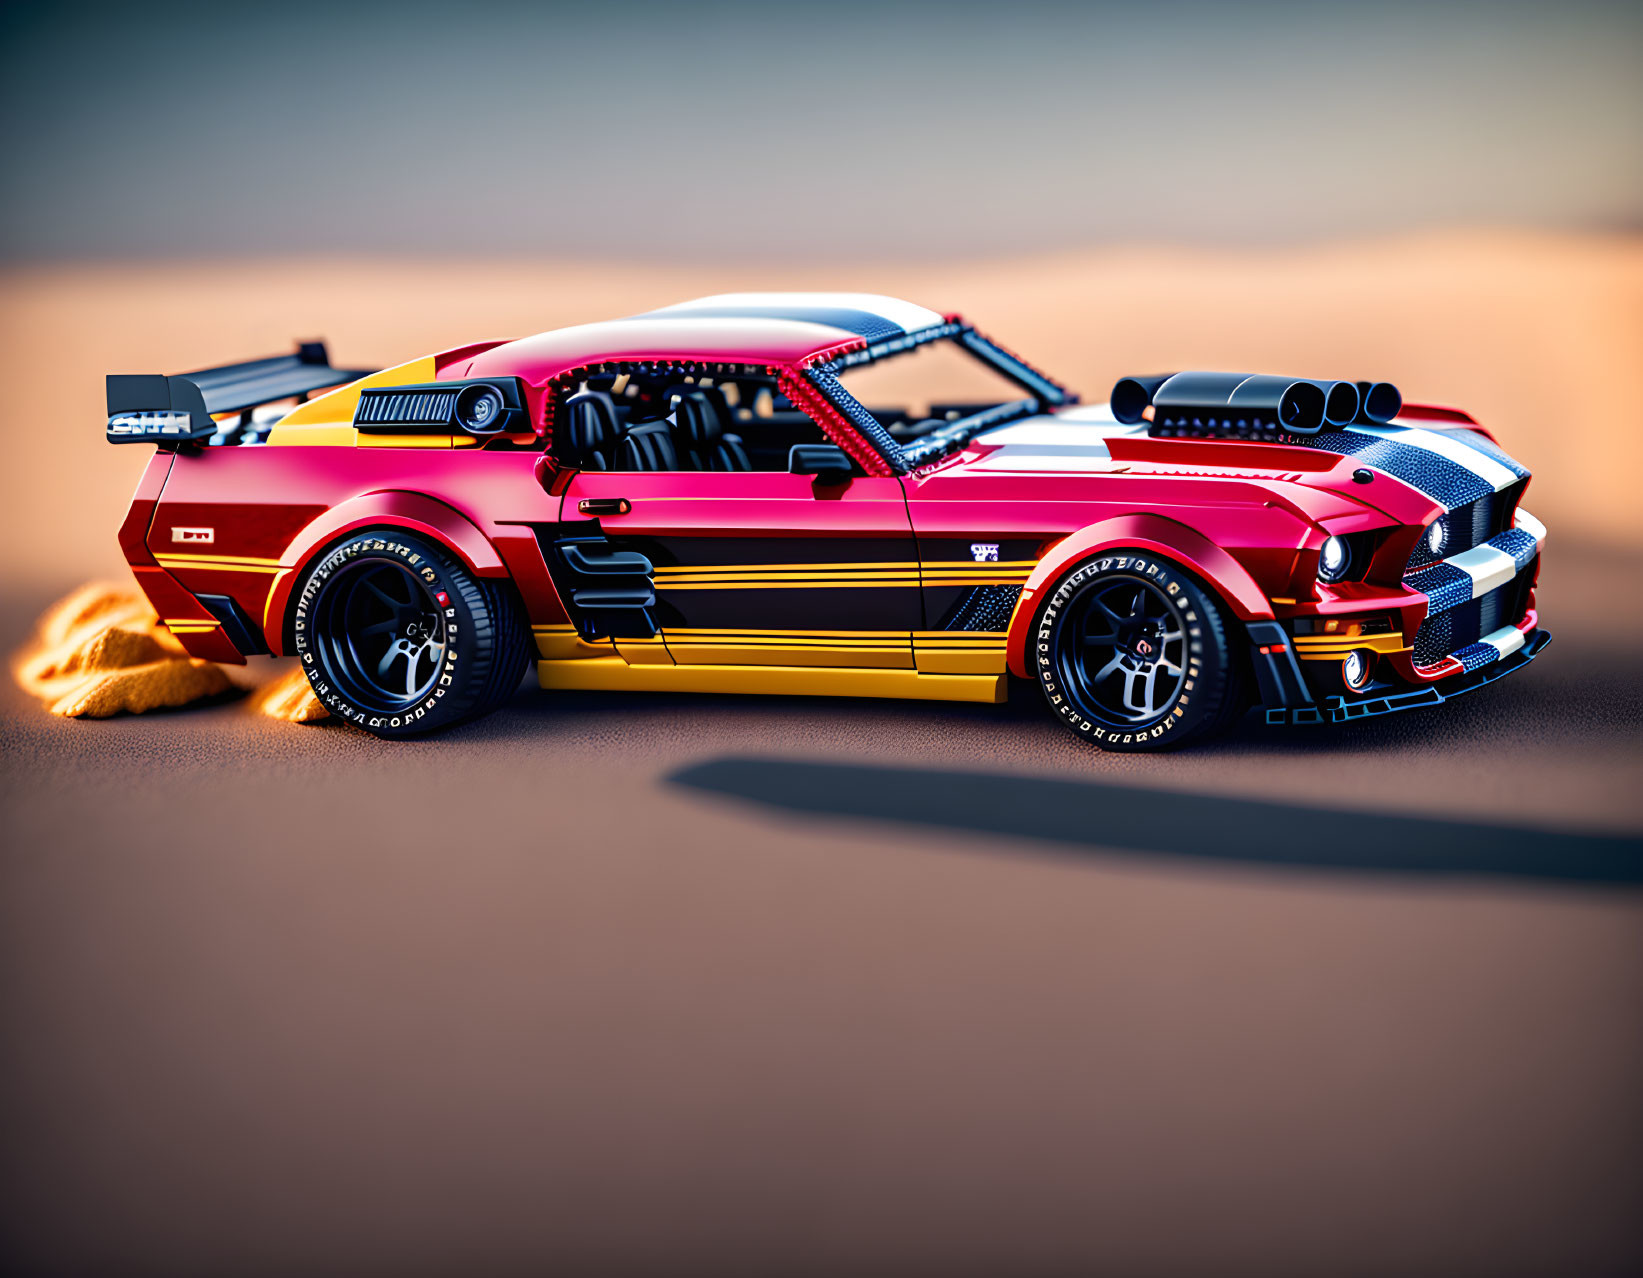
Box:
[1030,548,1245,752]
[291,529,529,738]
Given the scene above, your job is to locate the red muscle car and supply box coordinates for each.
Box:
[106,292,1547,748]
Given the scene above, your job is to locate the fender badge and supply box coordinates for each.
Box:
[970,543,1000,562]
[171,527,214,544]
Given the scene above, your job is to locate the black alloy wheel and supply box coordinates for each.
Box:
[314,558,448,713]
[1032,549,1244,751]
[292,528,529,737]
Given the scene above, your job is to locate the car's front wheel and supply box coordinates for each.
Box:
[291,528,528,738]
[1030,549,1245,751]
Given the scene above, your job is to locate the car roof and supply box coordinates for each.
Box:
[457,292,951,385]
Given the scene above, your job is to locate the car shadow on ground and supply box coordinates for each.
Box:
[667,756,1643,888]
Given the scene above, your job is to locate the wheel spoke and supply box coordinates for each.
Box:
[1132,665,1161,717]
[1054,573,1194,730]
[1092,598,1124,629]
[362,578,400,609]
[377,639,406,678]
[1089,651,1126,684]
[360,619,397,636]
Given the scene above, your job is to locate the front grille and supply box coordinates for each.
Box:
[1405,478,1526,573]
[1412,555,1536,667]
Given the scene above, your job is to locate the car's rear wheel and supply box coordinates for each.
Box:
[291,529,528,738]
[1030,549,1244,751]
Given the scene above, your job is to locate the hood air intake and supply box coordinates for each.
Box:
[1111,372,1402,437]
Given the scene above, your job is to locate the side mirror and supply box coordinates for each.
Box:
[788,443,853,492]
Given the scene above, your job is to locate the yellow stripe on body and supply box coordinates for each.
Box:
[1293,633,1408,660]
[664,627,910,638]
[655,561,923,574]
[536,657,1004,703]
[265,355,438,447]
[659,575,1029,590]
[157,551,282,566]
[156,555,285,575]
[663,625,913,668]
[658,573,922,582]
[662,579,921,591]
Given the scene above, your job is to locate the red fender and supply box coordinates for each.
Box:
[262,491,507,655]
[1005,514,1275,679]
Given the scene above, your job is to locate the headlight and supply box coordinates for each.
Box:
[1317,535,1351,582]
[1424,519,1447,558]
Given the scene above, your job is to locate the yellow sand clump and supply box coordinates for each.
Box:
[254,665,330,723]
[15,582,233,717]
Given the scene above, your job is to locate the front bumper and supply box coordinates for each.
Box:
[1263,627,1550,726]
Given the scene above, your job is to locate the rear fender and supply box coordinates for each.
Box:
[264,491,507,655]
[1005,514,1274,679]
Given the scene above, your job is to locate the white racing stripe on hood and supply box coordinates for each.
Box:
[964,413,1143,472]
[1352,423,1520,492]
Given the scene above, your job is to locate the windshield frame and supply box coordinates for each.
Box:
[803,323,1072,474]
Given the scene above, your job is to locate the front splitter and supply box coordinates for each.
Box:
[1264,629,1552,726]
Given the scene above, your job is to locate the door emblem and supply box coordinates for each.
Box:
[172,527,214,544]
[970,543,999,562]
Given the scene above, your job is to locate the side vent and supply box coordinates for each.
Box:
[355,378,527,436]
[547,532,658,639]
[356,389,459,428]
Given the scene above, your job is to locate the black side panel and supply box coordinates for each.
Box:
[633,535,921,633]
[917,537,1042,635]
[1247,620,1312,709]
[537,528,658,639]
[197,593,270,656]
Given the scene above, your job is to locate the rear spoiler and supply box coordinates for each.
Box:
[107,341,376,444]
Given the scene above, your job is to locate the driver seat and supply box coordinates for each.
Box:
[562,391,621,470]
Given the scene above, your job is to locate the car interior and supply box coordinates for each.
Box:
[556,368,834,473]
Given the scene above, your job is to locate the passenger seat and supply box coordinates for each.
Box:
[671,387,753,471]
[614,418,679,471]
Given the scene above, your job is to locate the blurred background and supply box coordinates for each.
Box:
[5,0,1641,258]
[2,3,1640,1275]
[2,0,1641,586]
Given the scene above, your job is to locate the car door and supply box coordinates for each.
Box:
[556,465,919,669]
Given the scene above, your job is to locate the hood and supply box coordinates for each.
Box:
[945,403,1529,527]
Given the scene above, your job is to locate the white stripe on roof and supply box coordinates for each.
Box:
[658,292,946,334]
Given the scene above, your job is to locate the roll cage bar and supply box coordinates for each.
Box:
[802,322,1073,474]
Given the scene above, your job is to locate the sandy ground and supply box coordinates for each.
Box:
[2,241,1642,1275]
[2,540,1641,1276]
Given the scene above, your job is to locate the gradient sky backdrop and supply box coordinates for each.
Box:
[2,0,1639,261]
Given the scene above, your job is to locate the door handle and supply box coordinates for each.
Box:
[578,498,631,516]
